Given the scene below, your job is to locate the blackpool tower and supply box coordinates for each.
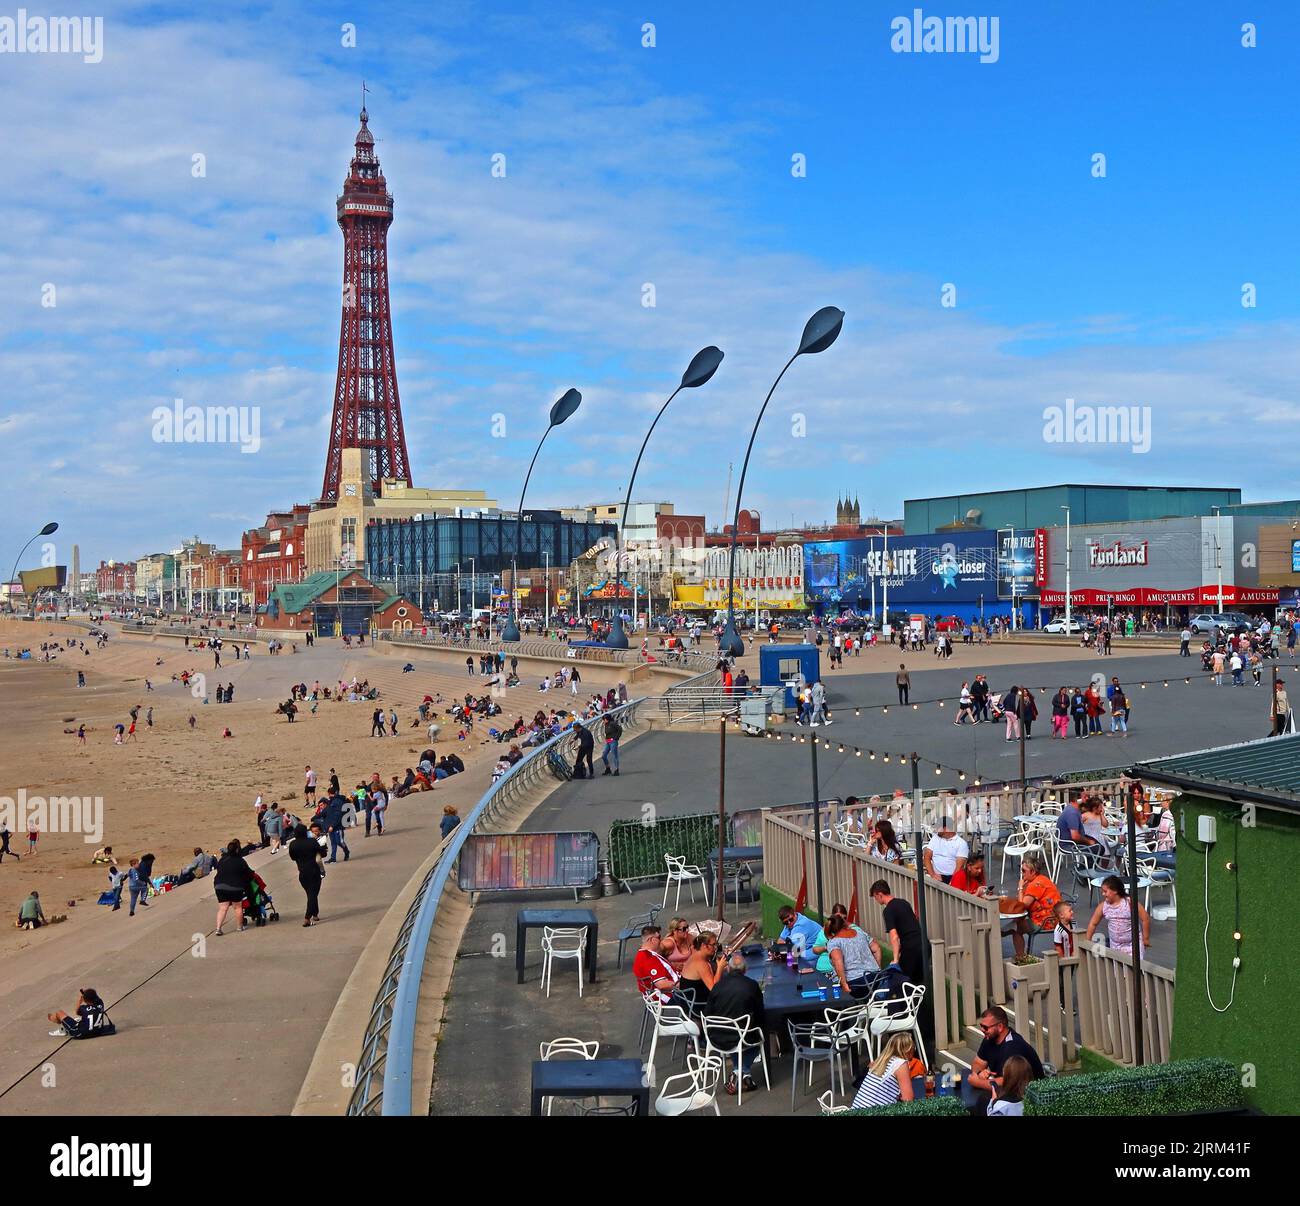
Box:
[320,103,412,502]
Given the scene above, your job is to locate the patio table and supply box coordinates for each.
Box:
[530,1058,648,1116]
[516,908,599,985]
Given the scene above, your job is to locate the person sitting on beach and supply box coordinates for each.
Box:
[48,988,114,1040]
[18,891,46,929]
[178,847,217,884]
[91,846,117,868]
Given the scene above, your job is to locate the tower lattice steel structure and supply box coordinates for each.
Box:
[320,104,412,502]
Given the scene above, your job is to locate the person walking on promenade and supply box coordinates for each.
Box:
[601,713,622,776]
[573,722,595,780]
[896,664,910,706]
[1180,626,1191,656]
[288,824,323,926]
[304,765,316,805]
[1070,685,1088,738]
[324,792,351,863]
[1085,682,1104,735]
[1018,687,1038,738]
[213,840,253,935]
[121,856,147,916]
[1051,687,1070,738]
[1272,680,1292,736]
[1002,685,1020,741]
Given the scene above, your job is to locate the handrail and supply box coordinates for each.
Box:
[346,697,646,1116]
[377,629,719,672]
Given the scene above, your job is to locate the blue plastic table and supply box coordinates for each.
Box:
[530,1058,648,1116]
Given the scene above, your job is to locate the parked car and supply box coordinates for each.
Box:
[1043,617,1085,635]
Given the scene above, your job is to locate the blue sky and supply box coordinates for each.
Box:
[2,0,1298,569]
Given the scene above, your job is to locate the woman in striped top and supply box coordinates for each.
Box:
[850,1034,917,1109]
[870,819,903,863]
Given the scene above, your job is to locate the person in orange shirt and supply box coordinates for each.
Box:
[1007,854,1061,957]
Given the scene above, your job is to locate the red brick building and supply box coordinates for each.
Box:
[241,505,310,608]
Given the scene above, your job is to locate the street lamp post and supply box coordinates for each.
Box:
[543,549,551,632]
[720,308,844,657]
[1212,505,1224,612]
[502,389,581,643]
[8,521,58,612]
[1062,504,1072,634]
[607,348,724,648]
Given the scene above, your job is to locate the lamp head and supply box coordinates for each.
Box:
[680,346,724,389]
[797,306,845,356]
[549,388,582,427]
[40,522,59,536]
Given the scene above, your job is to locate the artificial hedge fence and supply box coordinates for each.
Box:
[837,1096,968,1118]
[1024,1057,1244,1116]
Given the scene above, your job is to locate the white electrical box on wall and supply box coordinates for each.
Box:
[1198,814,1217,844]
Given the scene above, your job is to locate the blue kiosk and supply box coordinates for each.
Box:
[759,642,820,709]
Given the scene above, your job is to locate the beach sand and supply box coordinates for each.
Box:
[0,618,627,954]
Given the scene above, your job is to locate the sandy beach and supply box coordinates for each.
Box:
[0,618,632,954]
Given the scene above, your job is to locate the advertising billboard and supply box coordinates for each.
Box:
[803,533,999,608]
[998,529,1039,599]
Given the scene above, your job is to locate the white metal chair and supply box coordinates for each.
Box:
[662,853,710,910]
[818,1089,850,1115]
[1135,856,1176,911]
[701,1014,769,1104]
[865,982,928,1068]
[540,926,587,999]
[538,1037,599,1116]
[1000,822,1045,883]
[824,1003,872,1098]
[655,1053,723,1116]
[644,997,701,1088]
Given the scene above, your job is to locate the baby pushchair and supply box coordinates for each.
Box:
[244,871,280,926]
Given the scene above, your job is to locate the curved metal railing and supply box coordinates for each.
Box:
[378,629,719,672]
[345,697,646,1116]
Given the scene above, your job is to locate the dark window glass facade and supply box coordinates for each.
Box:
[365,514,616,578]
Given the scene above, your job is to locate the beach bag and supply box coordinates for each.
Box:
[97,891,117,906]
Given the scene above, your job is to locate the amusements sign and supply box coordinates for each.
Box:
[457,831,600,892]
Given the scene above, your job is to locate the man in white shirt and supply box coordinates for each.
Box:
[923,818,969,884]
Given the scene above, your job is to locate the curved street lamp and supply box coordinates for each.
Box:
[607,346,724,648]
[8,521,58,612]
[501,389,582,643]
[719,307,844,658]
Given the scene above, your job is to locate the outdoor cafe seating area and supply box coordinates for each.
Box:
[520,778,1180,1116]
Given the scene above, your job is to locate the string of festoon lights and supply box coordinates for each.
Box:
[751,723,990,788]
[775,663,1300,720]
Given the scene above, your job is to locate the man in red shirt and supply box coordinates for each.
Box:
[632,925,679,1004]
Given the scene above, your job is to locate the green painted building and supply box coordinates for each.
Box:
[905,484,1241,535]
[1141,735,1300,1116]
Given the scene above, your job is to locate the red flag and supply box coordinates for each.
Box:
[846,872,859,926]
[794,845,808,914]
